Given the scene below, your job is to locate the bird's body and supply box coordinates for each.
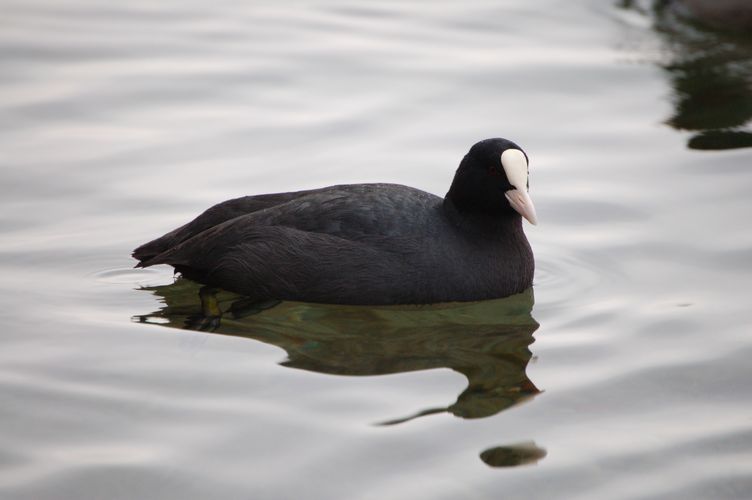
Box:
[134,138,537,305]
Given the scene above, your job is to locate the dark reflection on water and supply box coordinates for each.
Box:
[480,441,547,468]
[135,280,541,425]
[620,0,752,150]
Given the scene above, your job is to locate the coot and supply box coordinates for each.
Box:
[133,138,537,305]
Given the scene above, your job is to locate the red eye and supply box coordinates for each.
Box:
[488,166,501,176]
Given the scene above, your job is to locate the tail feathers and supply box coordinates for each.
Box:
[132,242,173,268]
[133,257,163,269]
[132,222,194,263]
[132,232,184,267]
[132,239,168,263]
[133,234,203,271]
[133,254,161,269]
[135,249,209,285]
[133,248,180,269]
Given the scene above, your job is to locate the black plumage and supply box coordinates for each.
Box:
[133,138,536,305]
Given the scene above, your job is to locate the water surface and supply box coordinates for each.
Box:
[2,0,752,499]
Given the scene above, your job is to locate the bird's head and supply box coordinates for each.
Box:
[447,138,537,225]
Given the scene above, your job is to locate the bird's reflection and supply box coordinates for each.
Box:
[620,0,752,150]
[135,279,541,425]
[480,441,547,468]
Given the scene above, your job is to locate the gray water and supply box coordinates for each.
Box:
[2,0,752,499]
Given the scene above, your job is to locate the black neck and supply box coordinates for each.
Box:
[441,197,523,236]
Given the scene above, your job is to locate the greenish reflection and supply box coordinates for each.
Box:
[480,441,547,468]
[135,279,541,423]
[620,0,752,150]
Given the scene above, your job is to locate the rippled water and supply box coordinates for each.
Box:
[2,0,752,498]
